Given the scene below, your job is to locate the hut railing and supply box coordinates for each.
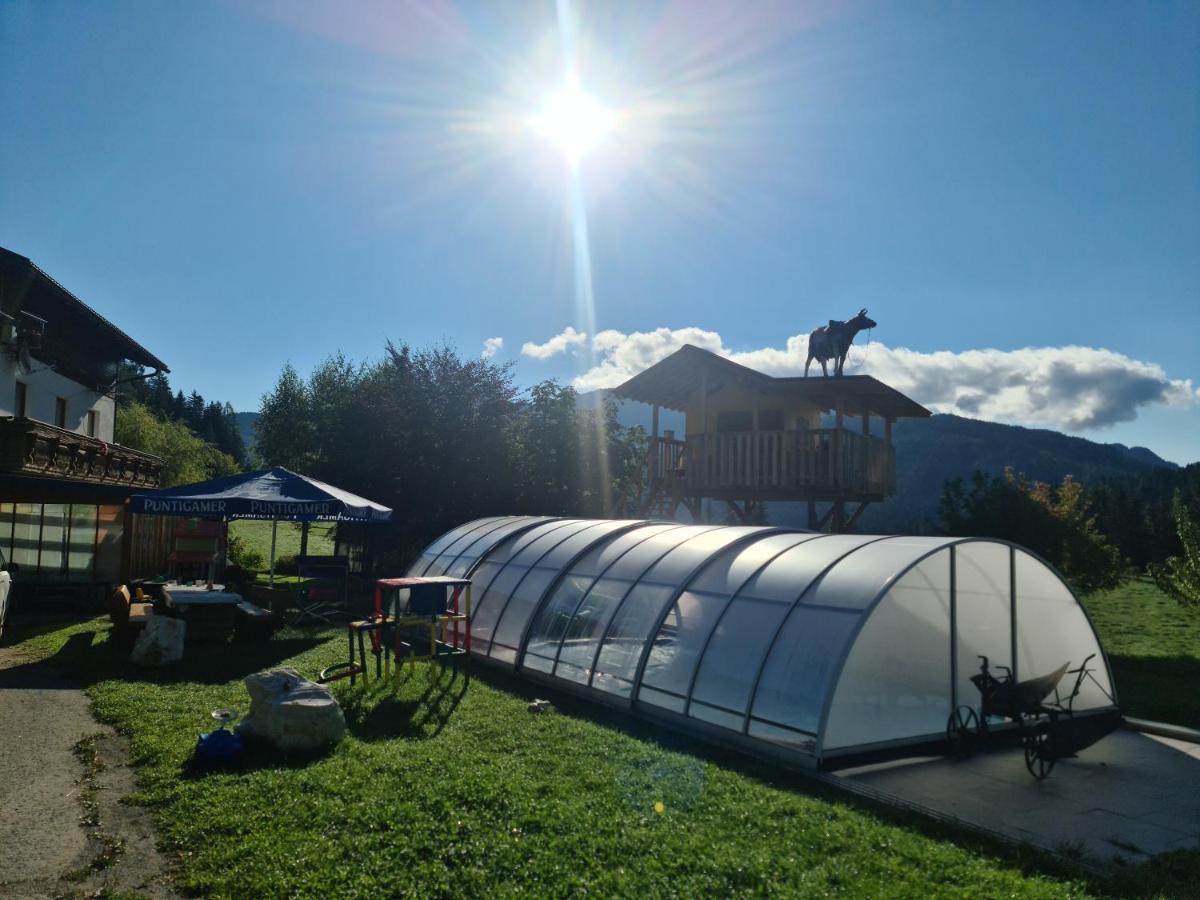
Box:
[678,429,894,496]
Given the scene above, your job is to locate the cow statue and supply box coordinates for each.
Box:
[804,309,877,377]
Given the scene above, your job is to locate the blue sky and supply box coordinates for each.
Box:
[2,1,1197,462]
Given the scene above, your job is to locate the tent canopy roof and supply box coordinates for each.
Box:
[129,466,392,522]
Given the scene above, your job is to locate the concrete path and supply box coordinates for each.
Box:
[833,728,1200,864]
[0,643,176,898]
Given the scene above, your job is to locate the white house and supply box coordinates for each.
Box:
[0,245,168,603]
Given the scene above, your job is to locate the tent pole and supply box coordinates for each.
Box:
[269,518,278,586]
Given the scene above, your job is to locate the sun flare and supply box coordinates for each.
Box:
[529,80,615,167]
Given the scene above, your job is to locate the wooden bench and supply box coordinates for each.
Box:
[236,599,276,639]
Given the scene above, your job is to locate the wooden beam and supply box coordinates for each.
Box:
[844,501,869,531]
[884,416,893,444]
[807,498,817,530]
[726,500,747,524]
[651,404,660,439]
[815,504,836,532]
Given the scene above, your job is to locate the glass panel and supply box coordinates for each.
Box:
[638,686,685,713]
[521,526,680,670]
[799,537,948,611]
[638,527,767,585]
[639,534,823,708]
[591,582,676,697]
[0,503,13,565]
[425,517,502,559]
[1014,550,1114,711]
[488,567,557,657]
[95,505,123,583]
[39,504,67,582]
[689,701,744,732]
[571,524,683,577]
[416,517,504,575]
[11,503,40,577]
[954,542,1013,719]
[555,576,633,683]
[820,551,952,750]
[750,607,860,737]
[689,533,823,595]
[688,535,875,720]
[67,505,98,583]
[442,517,550,578]
[591,529,768,697]
[523,574,594,666]
[468,520,578,619]
[470,521,592,652]
[599,526,719,584]
[747,720,817,753]
[535,520,638,573]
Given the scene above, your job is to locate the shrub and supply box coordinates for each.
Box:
[227,534,264,572]
[272,555,298,576]
[1150,491,1200,607]
[937,468,1126,593]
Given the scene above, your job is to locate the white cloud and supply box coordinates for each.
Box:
[480,336,503,360]
[568,326,1197,432]
[521,326,588,359]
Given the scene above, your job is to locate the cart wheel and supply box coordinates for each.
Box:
[946,706,979,759]
[1023,726,1057,780]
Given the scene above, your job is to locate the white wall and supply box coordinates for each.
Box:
[0,354,115,441]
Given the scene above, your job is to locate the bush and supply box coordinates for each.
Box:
[226,534,264,572]
[272,555,298,576]
[1150,491,1200,607]
[937,468,1126,593]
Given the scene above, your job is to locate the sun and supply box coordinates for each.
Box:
[529,80,615,168]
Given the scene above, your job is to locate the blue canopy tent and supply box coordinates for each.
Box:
[130,467,392,584]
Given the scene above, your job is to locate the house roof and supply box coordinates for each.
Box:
[0,246,169,372]
[611,344,930,419]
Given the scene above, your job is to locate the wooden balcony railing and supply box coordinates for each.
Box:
[0,417,163,489]
[647,429,895,499]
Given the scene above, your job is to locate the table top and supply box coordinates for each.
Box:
[163,586,242,607]
[163,582,226,594]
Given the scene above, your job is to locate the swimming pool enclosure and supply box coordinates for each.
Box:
[406,517,1118,767]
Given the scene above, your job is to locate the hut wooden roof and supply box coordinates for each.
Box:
[612,344,930,420]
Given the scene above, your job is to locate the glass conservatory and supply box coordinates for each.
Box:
[407,517,1118,767]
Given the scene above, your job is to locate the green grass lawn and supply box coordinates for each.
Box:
[14,620,1114,899]
[1081,577,1200,729]
[228,520,336,572]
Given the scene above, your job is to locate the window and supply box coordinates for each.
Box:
[716,411,753,432]
[759,409,784,431]
[54,397,67,429]
[14,382,27,417]
[86,410,99,438]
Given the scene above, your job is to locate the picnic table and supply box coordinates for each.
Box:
[163,584,244,642]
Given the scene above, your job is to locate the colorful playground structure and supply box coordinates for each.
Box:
[319,576,471,686]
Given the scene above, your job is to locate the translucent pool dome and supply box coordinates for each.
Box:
[407,517,1118,766]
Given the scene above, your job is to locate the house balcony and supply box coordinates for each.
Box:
[0,417,162,490]
[647,429,896,503]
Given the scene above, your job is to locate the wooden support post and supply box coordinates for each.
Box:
[807,498,817,530]
[884,416,893,444]
[844,501,869,531]
[119,500,133,586]
[652,404,660,439]
[862,411,870,435]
